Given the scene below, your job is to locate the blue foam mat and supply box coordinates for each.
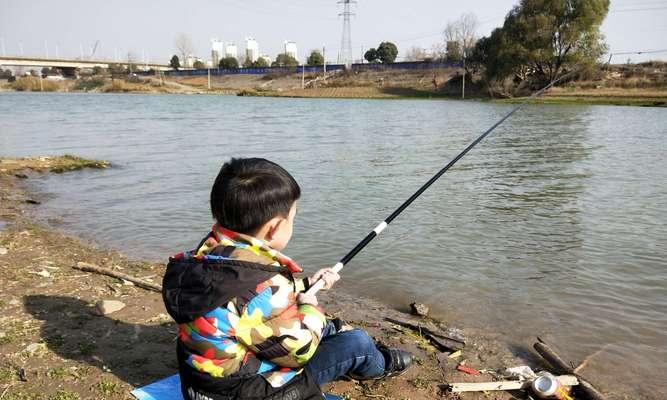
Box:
[131,374,184,400]
[131,374,342,400]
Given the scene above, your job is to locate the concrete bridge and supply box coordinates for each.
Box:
[0,56,170,72]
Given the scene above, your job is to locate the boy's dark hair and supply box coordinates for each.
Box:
[210,158,301,234]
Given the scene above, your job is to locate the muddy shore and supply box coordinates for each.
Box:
[0,157,627,400]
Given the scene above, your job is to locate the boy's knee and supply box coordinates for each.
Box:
[343,329,376,353]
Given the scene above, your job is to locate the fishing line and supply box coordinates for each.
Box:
[307,71,577,295]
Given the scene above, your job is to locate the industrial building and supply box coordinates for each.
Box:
[245,38,259,63]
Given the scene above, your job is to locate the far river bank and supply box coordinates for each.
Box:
[2,64,666,107]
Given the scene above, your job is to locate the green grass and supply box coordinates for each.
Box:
[72,77,106,91]
[50,391,79,400]
[49,154,110,173]
[0,323,20,345]
[500,96,667,107]
[0,367,16,382]
[3,393,43,400]
[96,380,120,396]
[46,367,68,379]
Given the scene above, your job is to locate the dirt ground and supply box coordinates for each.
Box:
[0,157,622,400]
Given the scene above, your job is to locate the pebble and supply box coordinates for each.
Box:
[9,299,20,306]
[0,247,7,255]
[95,300,126,315]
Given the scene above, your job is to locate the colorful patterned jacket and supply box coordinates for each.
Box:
[162,226,327,400]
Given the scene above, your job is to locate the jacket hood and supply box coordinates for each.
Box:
[162,251,286,324]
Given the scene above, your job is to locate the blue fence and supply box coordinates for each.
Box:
[152,61,462,77]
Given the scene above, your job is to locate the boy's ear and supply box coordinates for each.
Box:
[265,217,285,241]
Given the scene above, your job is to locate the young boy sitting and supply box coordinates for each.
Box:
[162,158,412,400]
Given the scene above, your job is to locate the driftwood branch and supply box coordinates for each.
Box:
[72,262,162,292]
[533,339,607,400]
[385,317,465,352]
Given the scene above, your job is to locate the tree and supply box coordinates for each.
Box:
[306,50,324,66]
[219,57,239,69]
[444,13,479,58]
[272,53,299,67]
[376,42,398,63]
[445,41,462,61]
[473,0,610,84]
[175,33,195,63]
[126,51,139,73]
[364,48,378,63]
[108,63,126,77]
[243,57,269,68]
[253,58,269,68]
[404,47,430,62]
[170,55,180,70]
[193,60,205,69]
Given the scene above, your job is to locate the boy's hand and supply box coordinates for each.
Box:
[297,292,318,306]
[308,268,340,290]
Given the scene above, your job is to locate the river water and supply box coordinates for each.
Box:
[1,92,666,397]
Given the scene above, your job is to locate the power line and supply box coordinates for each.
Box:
[610,6,667,12]
[610,49,667,55]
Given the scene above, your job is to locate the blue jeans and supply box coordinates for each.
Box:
[305,321,386,386]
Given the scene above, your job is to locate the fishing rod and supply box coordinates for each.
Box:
[306,71,577,295]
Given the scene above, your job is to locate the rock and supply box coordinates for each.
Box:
[23,343,46,356]
[95,300,126,315]
[9,299,20,306]
[410,302,430,317]
[0,247,7,255]
[121,279,134,286]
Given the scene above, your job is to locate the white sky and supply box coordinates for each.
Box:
[1,0,665,64]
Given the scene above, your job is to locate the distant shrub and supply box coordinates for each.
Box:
[11,76,59,92]
[73,77,106,91]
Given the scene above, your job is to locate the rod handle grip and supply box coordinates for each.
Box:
[304,262,344,296]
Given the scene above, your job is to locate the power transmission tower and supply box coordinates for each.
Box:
[338,0,356,68]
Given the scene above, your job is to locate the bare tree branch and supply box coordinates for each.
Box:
[175,33,195,63]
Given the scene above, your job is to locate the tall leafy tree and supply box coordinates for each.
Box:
[474,0,610,84]
[272,53,299,67]
[219,57,239,69]
[306,50,324,66]
[376,42,398,63]
[169,55,180,70]
[364,48,378,63]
